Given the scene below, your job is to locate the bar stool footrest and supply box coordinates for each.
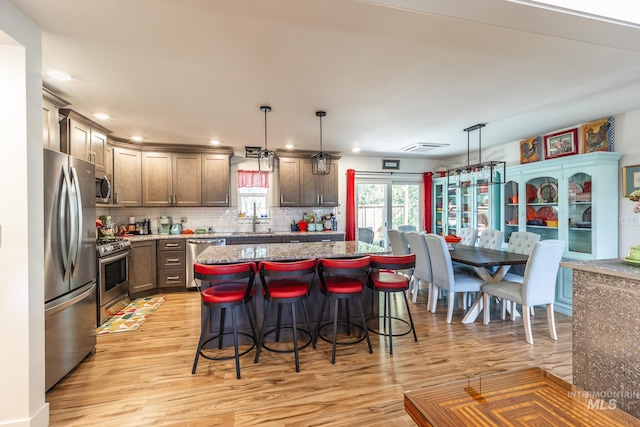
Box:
[199,332,256,361]
[317,321,367,346]
[260,327,313,353]
[366,315,413,337]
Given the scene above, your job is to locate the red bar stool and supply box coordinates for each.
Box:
[316,256,373,364]
[365,254,417,355]
[254,259,317,372]
[192,262,257,379]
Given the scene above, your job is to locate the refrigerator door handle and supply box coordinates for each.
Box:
[69,166,83,277]
[60,165,72,281]
[45,282,96,317]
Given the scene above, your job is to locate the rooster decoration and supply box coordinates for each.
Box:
[582,119,611,152]
[519,137,539,164]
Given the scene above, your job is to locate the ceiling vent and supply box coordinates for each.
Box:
[400,143,449,153]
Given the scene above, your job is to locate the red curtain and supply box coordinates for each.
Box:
[237,170,270,188]
[423,172,433,233]
[345,169,356,241]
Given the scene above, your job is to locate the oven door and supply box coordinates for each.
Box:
[98,249,130,309]
[96,172,112,203]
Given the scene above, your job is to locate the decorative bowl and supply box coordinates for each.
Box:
[444,235,462,243]
[627,245,640,261]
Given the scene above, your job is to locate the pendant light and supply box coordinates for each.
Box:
[258,105,275,173]
[446,123,505,187]
[311,110,332,175]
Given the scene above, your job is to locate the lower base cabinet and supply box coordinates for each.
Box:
[129,241,157,295]
[157,239,186,288]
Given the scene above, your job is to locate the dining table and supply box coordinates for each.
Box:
[447,244,529,324]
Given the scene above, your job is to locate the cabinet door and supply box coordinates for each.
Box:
[90,130,107,173]
[42,98,60,150]
[299,159,318,206]
[112,147,142,206]
[129,241,157,294]
[318,161,339,206]
[173,153,201,206]
[433,178,445,235]
[202,154,230,206]
[142,152,173,207]
[68,118,91,161]
[279,157,300,206]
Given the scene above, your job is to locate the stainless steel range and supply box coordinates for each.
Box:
[97,237,131,325]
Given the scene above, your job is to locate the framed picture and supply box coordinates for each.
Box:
[543,128,578,159]
[382,159,400,170]
[622,164,640,197]
[581,117,614,153]
[519,136,539,164]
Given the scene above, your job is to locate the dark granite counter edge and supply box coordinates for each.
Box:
[560,258,640,280]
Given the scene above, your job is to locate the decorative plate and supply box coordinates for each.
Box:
[582,207,592,222]
[537,182,558,202]
[526,184,537,202]
[622,257,640,266]
[568,182,583,195]
[535,206,557,220]
[526,206,537,221]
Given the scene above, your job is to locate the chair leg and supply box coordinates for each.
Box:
[531,306,535,316]
[275,304,283,342]
[426,282,432,311]
[523,305,533,344]
[218,307,226,349]
[546,303,557,341]
[301,300,316,348]
[511,301,517,321]
[429,285,438,313]
[411,277,419,303]
[446,291,455,324]
[244,303,258,345]
[230,307,241,379]
[254,300,272,364]
[501,298,507,320]
[357,296,373,355]
[291,303,299,373]
[483,292,490,325]
[386,292,393,355]
[332,298,339,364]
[192,307,210,374]
[402,291,418,343]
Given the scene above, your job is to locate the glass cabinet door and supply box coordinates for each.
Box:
[460,180,472,231]
[526,176,559,241]
[567,172,592,254]
[475,179,490,238]
[504,180,519,243]
[447,184,458,235]
[434,179,445,235]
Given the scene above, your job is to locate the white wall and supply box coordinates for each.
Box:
[0,1,48,426]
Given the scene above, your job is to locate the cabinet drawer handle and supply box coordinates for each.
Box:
[320,195,324,204]
[166,276,180,280]
[226,193,229,204]
[320,239,331,242]
[114,192,119,203]
[281,194,283,205]
[166,258,180,262]
[165,243,180,247]
[289,240,300,243]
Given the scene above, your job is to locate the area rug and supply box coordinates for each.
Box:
[97,296,166,335]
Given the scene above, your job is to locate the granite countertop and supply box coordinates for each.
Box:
[196,241,389,264]
[124,231,345,242]
[560,258,640,280]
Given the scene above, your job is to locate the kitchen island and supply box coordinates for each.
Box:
[560,258,640,419]
[194,240,390,348]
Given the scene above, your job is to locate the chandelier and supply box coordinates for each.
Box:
[311,110,332,175]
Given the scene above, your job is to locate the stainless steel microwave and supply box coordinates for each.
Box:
[95,172,112,203]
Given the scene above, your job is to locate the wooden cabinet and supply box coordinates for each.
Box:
[129,240,157,295]
[278,157,339,207]
[226,236,283,245]
[42,88,68,150]
[142,152,202,207]
[59,109,111,172]
[202,154,230,206]
[307,233,345,242]
[279,157,300,206]
[112,146,142,206]
[157,239,186,288]
[504,151,623,315]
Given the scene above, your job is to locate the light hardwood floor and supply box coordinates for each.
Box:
[46,289,572,426]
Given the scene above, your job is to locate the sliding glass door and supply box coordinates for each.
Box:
[356,179,421,248]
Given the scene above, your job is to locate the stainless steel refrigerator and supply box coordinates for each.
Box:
[44,148,97,390]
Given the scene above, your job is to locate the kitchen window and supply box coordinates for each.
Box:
[238,170,269,217]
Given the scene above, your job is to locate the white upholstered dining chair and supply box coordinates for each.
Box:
[458,227,478,246]
[481,239,566,344]
[387,229,410,255]
[500,231,541,318]
[424,234,485,323]
[477,229,504,250]
[406,231,432,305]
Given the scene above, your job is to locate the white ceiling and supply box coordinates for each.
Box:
[9,0,640,159]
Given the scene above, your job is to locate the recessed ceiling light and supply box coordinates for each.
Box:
[131,136,143,142]
[210,140,220,145]
[94,113,110,120]
[47,70,72,81]
[285,144,294,149]
[352,147,361,153]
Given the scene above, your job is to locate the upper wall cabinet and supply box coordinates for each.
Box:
[142,152,202,207]
[59,109,112,173]
[278,157,339,207]
[112,145,142,206]
[202,154,230,207]
[42,88,69,151]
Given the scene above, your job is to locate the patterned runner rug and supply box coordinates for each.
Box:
[97,296,166,335]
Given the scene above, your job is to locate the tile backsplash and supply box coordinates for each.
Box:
[96,206,337,234]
